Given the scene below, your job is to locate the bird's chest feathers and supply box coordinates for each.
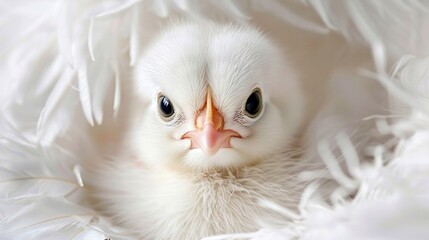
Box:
[102,159,297,239]
[143,168,287,232]
[150,170,258,214]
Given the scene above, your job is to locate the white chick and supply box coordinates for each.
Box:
[89,21,306,240]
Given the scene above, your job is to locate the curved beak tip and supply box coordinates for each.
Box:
[182,124,240,156]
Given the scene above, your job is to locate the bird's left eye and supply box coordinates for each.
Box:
[244,88,263,118]
[158,94,175,121]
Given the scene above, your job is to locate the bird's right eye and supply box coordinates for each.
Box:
[158,94,175,121]
[244,88,263,118]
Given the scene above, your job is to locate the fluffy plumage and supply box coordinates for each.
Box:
[2,1,429,240]
[87,22,306,239]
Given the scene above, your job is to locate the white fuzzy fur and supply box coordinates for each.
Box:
[2,1,429,240]
[91,152,311,239]
[88,22,306,239]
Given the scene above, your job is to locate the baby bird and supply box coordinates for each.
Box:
[89,21,306,239]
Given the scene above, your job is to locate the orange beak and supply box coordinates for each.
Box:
[182,90,241,155]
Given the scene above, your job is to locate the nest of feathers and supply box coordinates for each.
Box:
[1,1,429,239]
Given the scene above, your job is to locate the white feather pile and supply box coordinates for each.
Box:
[1,1,429,239]
[203,55,429,240]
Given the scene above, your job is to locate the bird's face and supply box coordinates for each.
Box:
[132,23,304,172]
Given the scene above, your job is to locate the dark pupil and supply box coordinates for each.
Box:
[160,96,174,117]
[245,91,261,116]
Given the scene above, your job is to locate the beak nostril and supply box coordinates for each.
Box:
[196,111,205,130]
[212,112,223,131]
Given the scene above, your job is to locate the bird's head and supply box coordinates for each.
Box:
[131,22,304,172]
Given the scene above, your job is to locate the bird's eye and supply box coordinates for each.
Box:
[244,88,263,118]
[158,94,175,121]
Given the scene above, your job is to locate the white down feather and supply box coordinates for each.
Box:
[1,1,429,239]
